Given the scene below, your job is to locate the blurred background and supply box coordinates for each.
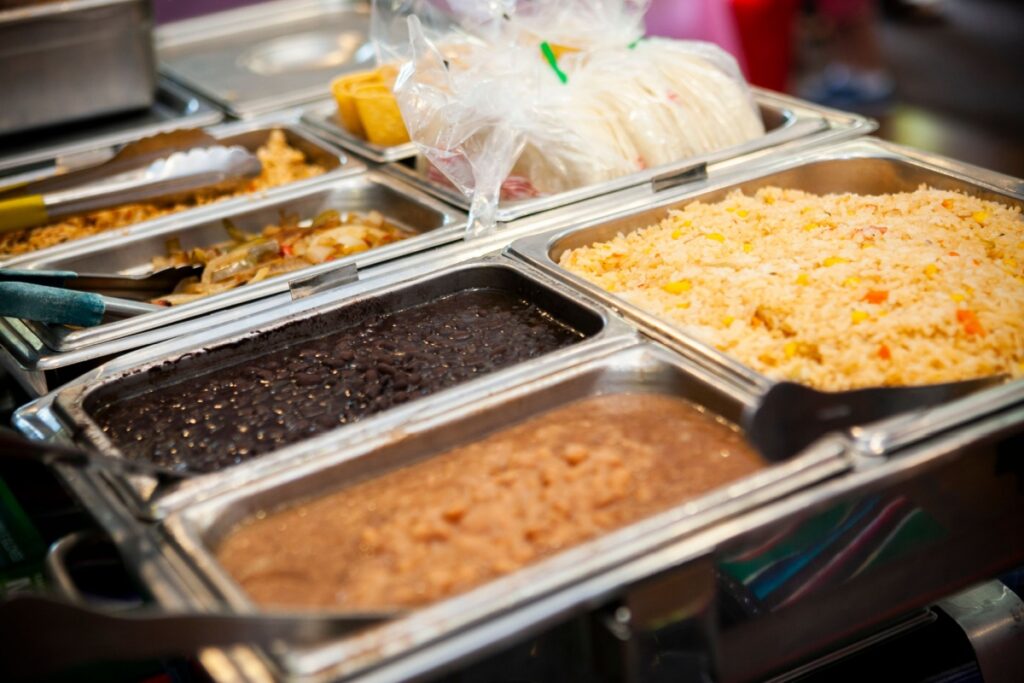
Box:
[155,0,1024,177]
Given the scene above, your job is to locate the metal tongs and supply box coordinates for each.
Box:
[0,428,193,486]
[0,144,261,233]
[0,264,204,326]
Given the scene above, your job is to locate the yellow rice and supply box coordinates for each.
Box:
[559,186,1024,390]
[0,130,326,257]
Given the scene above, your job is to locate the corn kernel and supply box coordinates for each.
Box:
[950,292,966,303]
[671,228,682,239]
[1004,257,1019,270]
[783,342,798,359]
[941,199,954,210]
[676,302,691,309]
[964,284,974,295]
[742,242,753,253]
[763,195,775,205]
[662,280,692,294]
[802,222,818,232]
[705,233,725,243]
[972,211,989,224]
[822,256,849,267]
[842,276,861,287]
[736,209,749,218]
[795,273,810,286]
[682,219,692,227]
[851,310,870,324]
[725,207,735,213]
[722,315,735,327]
[924,263,939,277]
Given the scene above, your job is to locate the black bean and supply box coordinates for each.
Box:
[92,289,583,474]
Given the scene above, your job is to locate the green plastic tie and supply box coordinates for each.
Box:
[540,41,568,84]
[628,37,643,50]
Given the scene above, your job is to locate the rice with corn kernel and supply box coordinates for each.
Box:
[558,186,1024,390]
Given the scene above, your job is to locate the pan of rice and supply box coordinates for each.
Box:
[0,121,362,265]
[511,138,1024,392]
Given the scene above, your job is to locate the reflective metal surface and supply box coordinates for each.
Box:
[158,0,373,118]
[510,136,1024,398]
[382,89,875,222]
[301,99,419,164]
[14,171,464,354]
[0,0,156,136]
[0,190,599,398]
[0,115,361,268]
[152,341,847,682]
[936,582,1024,683]
[17,256,632,519]
[0,79,223,175]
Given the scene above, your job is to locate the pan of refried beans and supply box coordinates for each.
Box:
[215,393,764,610]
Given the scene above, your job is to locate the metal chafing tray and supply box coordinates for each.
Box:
[11,171,465,355]
[142,359,1023,683]
[0,116,362,267]
[157,0,373,119]
[381,89,876,222]
[0,0,156,136]
[15,256,633,520]
[0,192,608,398]
[0,78,223,175]
[144,340,850,682]
[301,98,418,164]
[510,136,1024,398]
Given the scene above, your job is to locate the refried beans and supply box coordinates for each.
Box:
[215,393,764,610]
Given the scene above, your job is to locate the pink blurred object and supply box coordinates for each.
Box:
[645,0,747,72]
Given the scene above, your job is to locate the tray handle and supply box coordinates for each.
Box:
[44,530,143,611]
[650,162,708,194]
[289,261,359,301]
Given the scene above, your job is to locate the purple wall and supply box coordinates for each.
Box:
[154,0,271,24]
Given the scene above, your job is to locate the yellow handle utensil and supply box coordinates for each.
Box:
[0,195,48,233]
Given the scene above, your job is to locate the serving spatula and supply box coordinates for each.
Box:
[742,374,1006,461]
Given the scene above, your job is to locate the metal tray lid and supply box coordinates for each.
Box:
[157,0,374,118]
[0,78,223,175]
[380,88,875,222]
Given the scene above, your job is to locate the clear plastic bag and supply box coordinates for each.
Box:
[372,0,763,237]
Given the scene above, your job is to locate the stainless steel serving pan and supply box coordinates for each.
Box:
[301,98,419,164]
[157,356,1024,683]
[0,0,156,136]
[12,171,464,355]
[149,341,849,683]
[0,78,223,175]
[0,191,614,398]
[510,136,1024,398]
[157,0,372,119]
[15,255,634,519]
[381,89,875,222]
[0,115,363,267]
